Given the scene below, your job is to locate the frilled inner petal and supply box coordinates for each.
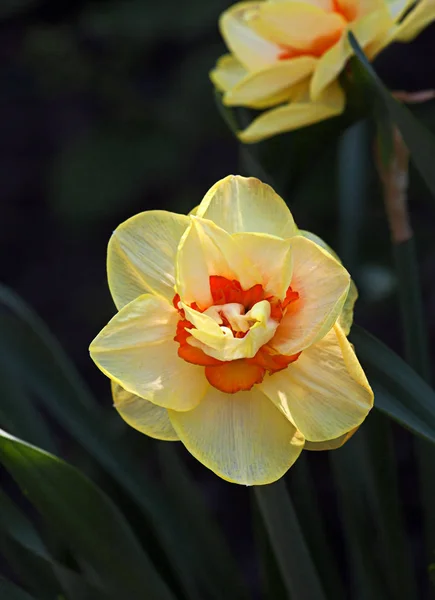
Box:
[174,275,301,393]
[89,294,208,411]
[252,2,347,55]
[111,382,179,441]
[176,216,262,309]
[260,324,373,441]
[271,235,350,355]
[233,232,293,299]
[107,210,190,309]
[196,175,297,237]
[310,7,392,97]
[168,386,305,485]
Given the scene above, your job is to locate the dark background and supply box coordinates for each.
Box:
[1,0,435,596]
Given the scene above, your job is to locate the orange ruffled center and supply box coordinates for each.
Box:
[173,276,301,394]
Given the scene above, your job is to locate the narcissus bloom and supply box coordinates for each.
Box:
[90,176,373,485]
[211,0,435,142]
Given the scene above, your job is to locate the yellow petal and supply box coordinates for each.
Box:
[304,426,358,450]
[175,216,261,308]
[89,294,208,411]
[233,232,293,298]
[339,280,358,336]
[239,80,345,143]
[309,33,350,100]
[394,0,435,42]
[111,382,179,441]
[108,210,189,310]
[337,0,386,19]
[210,54,248,93]
[196,175,297,237]
[220,2,280,70]
[298,229,357,335]
[223,57,317,109]
[260,324,373,441]
[271,235,350,355]
[310,8,392,99]
[252,2,346,51]
[168,386,305,485]
[271,0,335,7]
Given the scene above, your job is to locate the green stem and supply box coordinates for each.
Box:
[377,127,434,581]
[393,239,431,381]
[253,481,326,600]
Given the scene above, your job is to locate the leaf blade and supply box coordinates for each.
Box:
[0,429,174,599]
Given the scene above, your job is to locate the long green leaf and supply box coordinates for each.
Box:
[361,412,418,599]
[158,444,249,600]
[0,360,57,454]
[0,284,217,598]
[252,498,288,600]
[348,32,435,198]
[350,325,435,443]
[254,480,327,600]
[0,429,174,599]
[330,435,387,600]
[337,119,370,271]
[0,489,113,600]
[288,454,345,599]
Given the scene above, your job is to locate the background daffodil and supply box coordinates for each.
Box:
[89,175,373,485]
[211,0,435,142]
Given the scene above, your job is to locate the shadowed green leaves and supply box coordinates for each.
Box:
[0,429,174,599]
[349,32,435,197]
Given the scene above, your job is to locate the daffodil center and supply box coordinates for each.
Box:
[203,300,272,336]
[173,277,302,394]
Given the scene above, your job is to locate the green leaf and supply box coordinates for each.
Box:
[0,577,36,600]
[362,412,418,599]
[330,434,387,600]
[348,32,435,198]
[337,119,370,271]
[0,429,174,599]
[0,488,48,558]
[0,360,57,454]
[252,498,288,600]
[254,480,327,600]
[287,455,345,599]
[0,489,112,600]
[158,444,249,600]
[0,284,224,599]
[350,325,435,443]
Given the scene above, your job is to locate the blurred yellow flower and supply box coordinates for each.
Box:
[211,0,435,142]
[89,176,373,485]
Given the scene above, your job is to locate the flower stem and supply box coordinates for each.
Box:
[376,126,434,584]
[376,126,430,381]
[253,480,326,600]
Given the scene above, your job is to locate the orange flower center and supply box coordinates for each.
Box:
[173,276,301,394]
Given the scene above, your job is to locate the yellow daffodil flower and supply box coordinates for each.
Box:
[211,0,435,142]
[89,176,373,485]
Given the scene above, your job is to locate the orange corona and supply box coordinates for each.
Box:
[174,276,301,393]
